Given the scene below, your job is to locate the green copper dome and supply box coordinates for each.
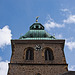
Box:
[19,22,55,40]
[30,23,44,30]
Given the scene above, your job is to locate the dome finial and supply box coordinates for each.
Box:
[36,16,39,22]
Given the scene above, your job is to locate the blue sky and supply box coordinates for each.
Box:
[0,0,75,74]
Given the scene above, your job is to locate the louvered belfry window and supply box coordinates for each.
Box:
[26,48,34,60]
[45,48,54,60]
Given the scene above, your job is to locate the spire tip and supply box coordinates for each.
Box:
[36,16,39,22]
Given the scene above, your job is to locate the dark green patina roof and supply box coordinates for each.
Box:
[19,22,56,40]
[30,23,44,30]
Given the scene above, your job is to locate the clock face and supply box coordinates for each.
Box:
[35,45,42,50]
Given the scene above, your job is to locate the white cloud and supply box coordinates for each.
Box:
[61,8,70,12]
[65,41,75,50]
[0,61,9,75]
[45,9,75,30]
[68,65,75,71]
[63,15,75,24]
[0,25,12,48]
[0,57,2,61]
[44,16,64,30]
[61,8,75,24]
[56,34,63,39]
[56,35,75,50]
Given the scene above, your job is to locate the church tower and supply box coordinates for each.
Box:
[8,18,68,75]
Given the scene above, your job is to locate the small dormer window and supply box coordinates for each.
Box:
[34,25,36,28]
[36,26,39,29]
[30,23,44,30]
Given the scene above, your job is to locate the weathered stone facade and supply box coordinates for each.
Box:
[8,64,67,75]
[8,40,68,75]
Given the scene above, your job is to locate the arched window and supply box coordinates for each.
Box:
[45,48,54,60]
[26,47,34,60]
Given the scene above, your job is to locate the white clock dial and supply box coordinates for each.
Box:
[35,45,42,50]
